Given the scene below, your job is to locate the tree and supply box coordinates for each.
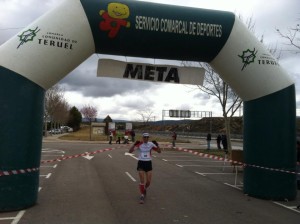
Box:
[67,106,82,131]
[137,108,155,124]
[195,63,243,152]
[276,19,300,52]
[185,16,274,154]
[44,85,69,136]
[80,105,98,140]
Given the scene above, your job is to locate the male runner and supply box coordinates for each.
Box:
[129,132,161,204]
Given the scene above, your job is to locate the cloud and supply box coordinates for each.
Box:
[1,0,299,120]
[59,55,154,98]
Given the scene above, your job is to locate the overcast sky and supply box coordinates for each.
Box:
[0,0,299,121]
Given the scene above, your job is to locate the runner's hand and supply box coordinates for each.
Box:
[152,140,158,146]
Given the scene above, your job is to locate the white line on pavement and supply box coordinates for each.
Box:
[178,165,233,167]
[40,173,52,178]
[224,183,243,190]
[125,172,136,182]
[11,210,26,224]
[40,164,57,168]
[162,160,226,162]
[195,172,206,176]
[273,202,300,214]
[124,152,138,160]
[195,172,235,175]
[0,217,15,220]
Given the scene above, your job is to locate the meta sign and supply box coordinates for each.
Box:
[97,59,204,85]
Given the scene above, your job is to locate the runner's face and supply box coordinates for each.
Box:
[143,136,149,142]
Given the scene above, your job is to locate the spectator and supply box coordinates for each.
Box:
[116,132,121,144]
[206,133,212,150]
[130,130,136,142]
[109,131,113,144]
[222,134,228,153]
[217,134,222,150]
[172,131,177,148]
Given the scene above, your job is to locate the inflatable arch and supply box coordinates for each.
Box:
[0,0,297,211]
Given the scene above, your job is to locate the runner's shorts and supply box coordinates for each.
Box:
[137,160,152,172]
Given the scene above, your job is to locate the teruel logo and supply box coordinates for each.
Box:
[238,48,258,71]
[99,2,131,38]
[17,27,40,49]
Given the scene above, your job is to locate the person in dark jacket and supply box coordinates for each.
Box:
[221,134,228,153]
[206,133,212,150]
[217,134,222,150]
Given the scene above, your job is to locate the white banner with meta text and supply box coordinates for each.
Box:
[97,59,204,85]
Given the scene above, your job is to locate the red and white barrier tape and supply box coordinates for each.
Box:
[170,146,300,175]
[1,144,299,177]
[41,148,113,164]
[0,147,115,177]
[0,167,40,177]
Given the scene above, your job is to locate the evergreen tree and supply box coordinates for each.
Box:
[67,106,82,131]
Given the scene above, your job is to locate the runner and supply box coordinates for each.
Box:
[129,132,161,204]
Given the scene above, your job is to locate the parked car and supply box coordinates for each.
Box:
[49,129,62,134]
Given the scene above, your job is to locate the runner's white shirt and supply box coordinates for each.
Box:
[137,142,157,161]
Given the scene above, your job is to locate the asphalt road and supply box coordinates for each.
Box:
[0,140,299,224]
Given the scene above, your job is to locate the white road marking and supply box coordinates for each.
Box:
[224,183,243,190]
[160,156,195,158]
[82,152,94,160]
[273,202,300,214]
[195,172,235,176]
[178,165,233,167]
[108,154,112,158]
[0,217,15,220]
[11,210,26,224]
[40,173,52,178]
[163,160,226,162]
[40,164,57,168]
[42,154,65,157]
[125,172,136,182]
[42,148,65,154]
[195,172,206,176]
[124,152,138,160]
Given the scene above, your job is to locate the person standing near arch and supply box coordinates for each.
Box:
[206,133,212,150]
[129,133,161,204]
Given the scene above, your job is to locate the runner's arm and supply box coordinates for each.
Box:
[152,140,161,153]
[129,140,140,153]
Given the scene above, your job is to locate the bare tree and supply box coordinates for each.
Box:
[195,63,243,152]
[80,105,98,140]
[44,85,69,136]
[276,18,300,53]
[52,99,70,128]
[184,16,277,154]
[137,108,155,125]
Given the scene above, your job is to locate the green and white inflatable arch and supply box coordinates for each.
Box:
[0,0,296,211]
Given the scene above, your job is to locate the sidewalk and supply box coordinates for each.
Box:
[42,134,107,144]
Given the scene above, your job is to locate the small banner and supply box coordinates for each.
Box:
[97,59,204,85]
